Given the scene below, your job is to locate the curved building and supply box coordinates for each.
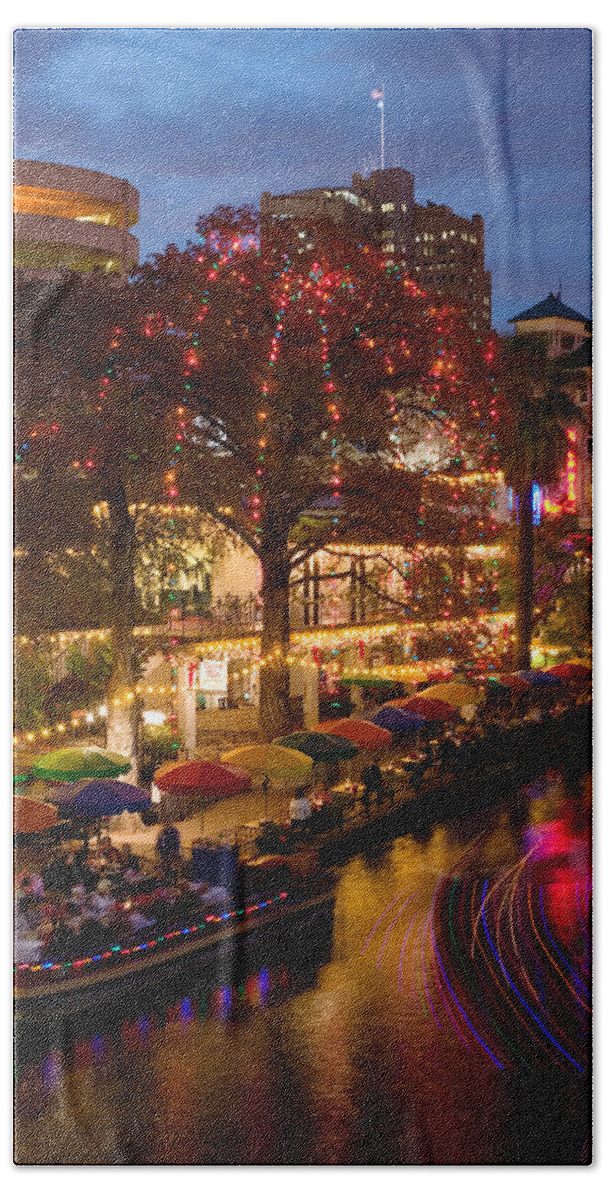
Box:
[14,160,139,279]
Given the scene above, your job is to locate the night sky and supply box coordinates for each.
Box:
[14,27,592,331]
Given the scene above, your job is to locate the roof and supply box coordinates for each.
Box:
[509,293,591,329]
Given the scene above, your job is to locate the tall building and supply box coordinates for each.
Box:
[14,160,139,281]
[508,293,592,527]
[260,167,491,329]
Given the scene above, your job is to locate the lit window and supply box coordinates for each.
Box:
[381,202,395,213]
[381,229,395,239]
[415,236,420,243]
[450,230,455,236]
[298,231,306,239]
[383,243,395,253]
[401,204,408,213]
[442,231,447,239]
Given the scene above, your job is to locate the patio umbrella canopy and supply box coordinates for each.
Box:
[273,731,359,762]
[421,681,482,708]
[14,795,59,835]
[546,662,591,682]
[55,778,151,818]
[372,706,427,733]
[403,696,458,722]
[154,760,252,797]
[484,678,512,698]
[221,744,313,782]
[515,670,563,688]
[32,747,131,782]
[496,674,532,693]
[313,718,392,749]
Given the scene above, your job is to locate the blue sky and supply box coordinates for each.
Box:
[14,27,592,331]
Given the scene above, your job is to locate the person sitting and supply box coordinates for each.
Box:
[196,880,231,911]
[87,877,116,919]
[289,790,312,827]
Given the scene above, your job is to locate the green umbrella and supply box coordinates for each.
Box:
[273,731,359,763]
[32,746,131,782]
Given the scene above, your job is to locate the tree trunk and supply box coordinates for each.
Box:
[259,536,292,741]
[101,474,141,779]
[514,482,535,670]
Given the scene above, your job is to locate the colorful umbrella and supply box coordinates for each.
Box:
[55,778,151,818]
[403,696,458,722]
[484,678,512,698]
[32,746,131,782]
[496,674,532,693]
[313,718,392,749]
[154,759,252,797]
[372,706,427,733]
[421,681,482,708]
[273,731,359,762]
[515,670,563,688]
[13,795,59,835]
[546,662,591,682]
[221,743,313,782]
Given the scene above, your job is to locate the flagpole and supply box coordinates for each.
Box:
[380,83,385,170]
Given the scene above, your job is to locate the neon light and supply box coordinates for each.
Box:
[14,892,291,979]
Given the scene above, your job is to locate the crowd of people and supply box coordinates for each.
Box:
[14,825,235,966]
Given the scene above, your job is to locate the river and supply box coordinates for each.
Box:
[14,766,591,1165]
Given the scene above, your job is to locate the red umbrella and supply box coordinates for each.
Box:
[403,696,458,721]
[546,662,591,682]
[154,760,252,797]
[313,718,392,749]
[496,673,532,693]
[14,795,59,835]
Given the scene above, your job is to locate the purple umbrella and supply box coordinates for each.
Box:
[54,778,151,819]
[515,670,564,689]
[372,706,427,732]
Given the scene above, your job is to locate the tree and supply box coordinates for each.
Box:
[14,272,182,769]
[135,209,501,736]
[497,337,582,669]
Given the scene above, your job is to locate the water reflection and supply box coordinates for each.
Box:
[15,770,591,1165]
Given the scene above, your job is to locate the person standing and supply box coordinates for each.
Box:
[361,758,383,817]
[156,821,181,874]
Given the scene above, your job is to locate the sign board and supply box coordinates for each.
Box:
[198,658,228,693]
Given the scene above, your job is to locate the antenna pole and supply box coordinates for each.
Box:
[380,84,385,170]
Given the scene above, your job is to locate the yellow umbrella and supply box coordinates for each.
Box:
[421,681,482,708]
[221,743,313,783]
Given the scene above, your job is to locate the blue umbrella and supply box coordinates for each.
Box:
[515,670,563,689]
[372,706,427,732]
[54,778,151,819]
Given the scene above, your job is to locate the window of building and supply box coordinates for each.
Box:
[382,243,396,254]
[415,236,420,242]
[441,231,448,240]
[381,229,395,239]
[381,202,395,213]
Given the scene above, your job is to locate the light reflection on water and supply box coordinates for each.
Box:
[14,770,591,1165]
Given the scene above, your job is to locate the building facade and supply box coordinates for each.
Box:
[14,159,139,280]
[260,167,491,329]
[508,293,592,527]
